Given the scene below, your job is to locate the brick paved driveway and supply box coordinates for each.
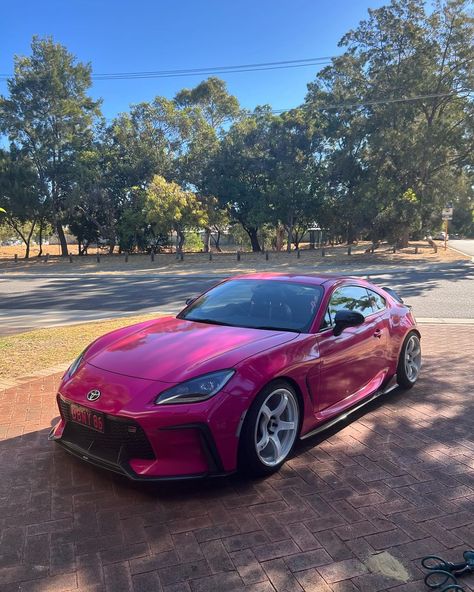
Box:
[1,325,473,592]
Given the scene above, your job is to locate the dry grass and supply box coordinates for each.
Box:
[0,312,163,382]
[0,241,468,274]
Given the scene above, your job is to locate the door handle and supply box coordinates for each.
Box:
[373,329,382,338]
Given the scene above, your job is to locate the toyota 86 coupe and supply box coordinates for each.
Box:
[50,273,421,480]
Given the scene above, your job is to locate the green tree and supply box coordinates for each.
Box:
[0,36,101,256]
[174,77,240,131]
[305,0,474,245]
[0,148,43,258]
[268,109,324,250]
[144,175,207,252]
[205,109,275,251]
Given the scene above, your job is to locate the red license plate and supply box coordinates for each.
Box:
[69,403,105,433]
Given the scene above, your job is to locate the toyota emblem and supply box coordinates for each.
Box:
[87,389,101,402]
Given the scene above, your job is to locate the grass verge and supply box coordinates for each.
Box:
[0,313,163,382]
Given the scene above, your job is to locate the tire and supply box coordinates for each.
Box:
[239,380,301,477]
[397,331,422,389]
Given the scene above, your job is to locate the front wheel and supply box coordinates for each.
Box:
[397,332,422,389]
[239,380,300,477]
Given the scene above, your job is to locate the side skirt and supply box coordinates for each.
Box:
[300,379,399,441]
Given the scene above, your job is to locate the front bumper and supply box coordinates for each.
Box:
[50,394,236,481]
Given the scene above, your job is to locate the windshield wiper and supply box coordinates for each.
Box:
[254,326,301,333]
[186,318,236,327]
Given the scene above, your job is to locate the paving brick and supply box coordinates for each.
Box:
[255,514,289,541]
[230,548,267,585]
[365,529,412,550]
[103,562,133,592]
[172,532,203,562]
[253,539,300,562]
[100,542,149,565]
[286,522,322,551]
[317,558,368,583]
[200,539,234,573]
[24,533,50,567]
[132,570,162,592]
[76,552,104,588]
[20,573,78,592]
[158,560,211,587]
[284,548,333,572]
[222,531,269,552]
[129,550,179,575]
[294,567,332,592]
[262,558,304,591]
[437,511,473,530]
[422,520,463,548]
[50,541,76,574]
[189,572,245,592]
[314,529,353,561]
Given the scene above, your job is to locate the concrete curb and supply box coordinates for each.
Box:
[417,317,474,325]
[0,362,69,391]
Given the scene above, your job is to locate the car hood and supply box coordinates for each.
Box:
[86,316,297,382]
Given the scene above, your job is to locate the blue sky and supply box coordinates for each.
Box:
[1,0,389,120]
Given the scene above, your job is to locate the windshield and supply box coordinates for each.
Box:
[178,279,323,333]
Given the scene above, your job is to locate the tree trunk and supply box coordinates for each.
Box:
[24,221,36,259]
[212,229,222,252]
[56,221,68,256]
[275,226,285,251]
[396,228,410,249]
[177,229,185,252]
[203,228,211,253]
[346,222,357,244]
[108,242,115,255]
[286,215,293,253]
[245,227,261,252]
[37,218,44,257]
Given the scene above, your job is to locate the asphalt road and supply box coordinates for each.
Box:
[1,257,473,335]
[451,239,474,258]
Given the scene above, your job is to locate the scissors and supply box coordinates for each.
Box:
[421,550,474,591]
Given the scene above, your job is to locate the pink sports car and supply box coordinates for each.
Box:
[50,273,421,480]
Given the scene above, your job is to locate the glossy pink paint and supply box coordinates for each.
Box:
[50,273,419,480]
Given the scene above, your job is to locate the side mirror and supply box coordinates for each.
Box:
[185,297,197,306]
[333,310,364,336]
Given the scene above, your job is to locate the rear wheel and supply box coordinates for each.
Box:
[397,332,421,389]
[239,380,300,476]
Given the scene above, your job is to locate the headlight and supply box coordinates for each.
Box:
[155,370,235,405]
[65,347,88,379]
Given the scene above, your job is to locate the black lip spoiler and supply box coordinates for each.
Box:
[382,286,410,307]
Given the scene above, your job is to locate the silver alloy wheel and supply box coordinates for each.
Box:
[254,387,299,467]
[404,334,422,382]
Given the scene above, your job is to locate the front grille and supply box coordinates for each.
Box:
[58,397,155,463]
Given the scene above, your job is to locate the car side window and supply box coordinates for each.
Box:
[321,286,374,329]
[367,289,386,311]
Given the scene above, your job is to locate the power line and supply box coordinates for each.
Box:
[0,55,337,81]
[270,89,473,114]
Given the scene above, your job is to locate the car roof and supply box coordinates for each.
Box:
[229,272,369,288]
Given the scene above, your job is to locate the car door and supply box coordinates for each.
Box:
[314,285,389,414]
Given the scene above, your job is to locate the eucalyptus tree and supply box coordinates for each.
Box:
[305,0,474,246]
[174,78,239,251]
[0,148,43,257]
[205,108,276,252]
[268,109,324,250]
[0,36,102,256]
